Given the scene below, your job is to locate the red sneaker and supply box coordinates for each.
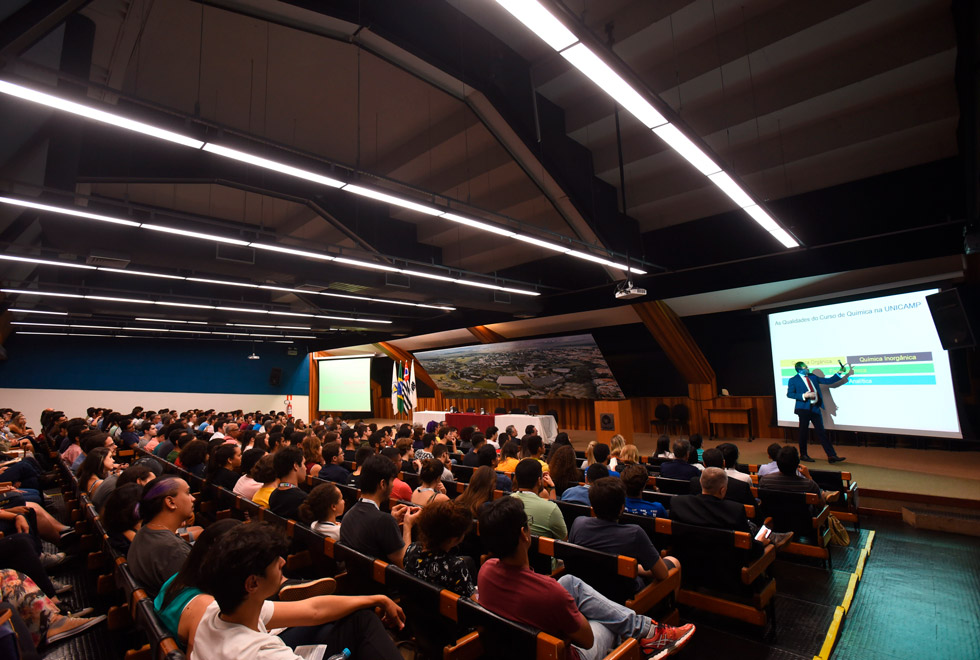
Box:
[640,622,695,659]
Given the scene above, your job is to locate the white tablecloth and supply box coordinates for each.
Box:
[412,411,446,430]
[412,411,558,443]
[494,414,558,443]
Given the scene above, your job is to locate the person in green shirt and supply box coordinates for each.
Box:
[510,458,566,541]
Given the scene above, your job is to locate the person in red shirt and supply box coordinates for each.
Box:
[381,447,413,502]
[477,497,695,660]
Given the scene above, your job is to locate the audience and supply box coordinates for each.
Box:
[299,482,345,540]
[195,523,404,660]
[404,500,476,597]
[127,476,199,596]
[250,454,279,507]
[718,443,751,484]
[476,444,513,491]
[658,440,700,480]
[319,441,352,484]
[207,443,242,491]
[380,446,413,501]
[759,446,839,505]
[411,458,450,507]
[453,465,497,517]
[688,448,756,505]
[561,463,609,506]
[620,464,667,518]
[478,496,695,660]
[511,459,565,540]
[757,442,783,477]
[232,448,267,500]
[653,435,674,459]
[339,456,420,567]
[570,477,679,593]
[268,446,308,520]
[546,444,580,497]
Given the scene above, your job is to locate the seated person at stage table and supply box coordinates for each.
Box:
[561,463,609,506]
[688,448,756,506]
[758,446,839,506]
[620,464,667,518]
[478,496,695,660]
[511,459,566,541]
[672,468,792,548]
[786,360,851,463]
[195,522,404,660]
[569,477,679,593]
[339,455,420,568]
[658,439,700,481]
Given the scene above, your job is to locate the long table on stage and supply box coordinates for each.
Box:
[412,411,558,442]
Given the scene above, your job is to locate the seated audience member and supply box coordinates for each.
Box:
[431,444,455,481]
[717,443,752,484]
[101,483,143,554]
[620,464,667,518]
[592,443,619,478]
[496,440,521,474]
[176,440,209,479]
[302,435,324,478]
[618,444,640,467]
[117,460,158,489]
[128,477,198,595]
[485,425,500,450]
[548,440,579,498]
[232,448,267,500]
[77,447,117,506]
[688,434,704,463]
[380,446,413,501]
[477,444,513,492]
[61,422,86,464]
[339,456,420,567]
[757,443,783,477]
[523,435,550,473]
[414,433,436,461]
[72,431,114,474]
[411,458,450,507]
[580,440,597,469]
[154,519,240,653]
[561,463,609,506]
[351,445,376,487]
[461,432,486,467]
[396,438,420,473]
[404,500,476,597]
[196,523,404,660]
[268,447,307,520]
[478,497,695,660]
[139,424,159,452]
[607,435,626,471]
[511,459,565,540]
[658,440,700,481]
[758,446,839,505]
[653,435,674,460]
[299,482,345,540]
[672,468,792,548]
[0,567,105,647]
[570,477,679,593]
[250,454,279,507]
[688,449,756,506]
[207,443,242,491]
[454,466,497,517]
[319,442,352,484]
[119,416,141,449]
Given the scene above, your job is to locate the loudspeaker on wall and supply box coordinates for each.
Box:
[269,367,282,386]
[926,289,976,350]
[599,413,615,431]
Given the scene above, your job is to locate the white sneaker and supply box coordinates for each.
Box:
[40,552,66,569]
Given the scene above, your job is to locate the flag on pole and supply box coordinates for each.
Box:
[408,360,417,410]
[391,360,399,415]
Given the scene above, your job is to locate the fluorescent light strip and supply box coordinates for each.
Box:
[333,257,401,273]
[141,223,250,246]
[187,277,257,288]
[652,124,721,176]
[0,254,95,269]
[135,317,207,324]
[0,195,140,227]
[1,288,82,298]
[707,172,755,208]
[494,0,578,51]
[560,44,667,129]
[742,205,780,232]
[440,212,516,237]
[12,322,117,329]
[512,234,569,252]
[400,269,457,283]
[86,295,154,304]
[202,143,346,188]
[8,308,67,315]
[250,243,335,260]
[17,331,68,336]
[100,267,184,280]
[343,184,443,216]
[228,323,312,330]
[0,80,204,149]
[768,227,799,249]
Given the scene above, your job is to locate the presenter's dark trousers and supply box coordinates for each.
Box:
[796,409,838,459]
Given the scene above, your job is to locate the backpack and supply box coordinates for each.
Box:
[827,514,850,546]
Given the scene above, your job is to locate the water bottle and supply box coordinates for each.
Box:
[326,649,351,660]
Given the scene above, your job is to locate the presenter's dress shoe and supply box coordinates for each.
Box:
[829,456,846,464]
[800,455,815,462]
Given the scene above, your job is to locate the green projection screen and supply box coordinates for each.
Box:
[317,357,372,412]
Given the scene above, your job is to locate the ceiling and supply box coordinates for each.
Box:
[0,0,974,352]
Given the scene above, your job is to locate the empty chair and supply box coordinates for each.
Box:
[652,403,671,434]
[494,407,507,414]
[671,404,690,436]
[510,408,524,414]
[466,408,476,413]
[527,404,540,415]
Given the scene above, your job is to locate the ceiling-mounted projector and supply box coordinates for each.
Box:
[615,280,646,300]
[247,352,260,360]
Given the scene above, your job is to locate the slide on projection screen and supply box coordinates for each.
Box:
[768,289,962,439]
[317,357,372,412]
